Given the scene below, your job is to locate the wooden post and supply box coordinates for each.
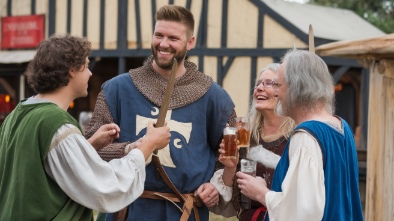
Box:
[365,59,394,221]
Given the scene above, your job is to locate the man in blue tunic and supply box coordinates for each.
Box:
[86,5,236,221]
[235,49,364,221]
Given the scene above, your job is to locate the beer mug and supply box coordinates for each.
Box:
[235,117,250,148]
[223,127,237,159]
[240,159,257,209]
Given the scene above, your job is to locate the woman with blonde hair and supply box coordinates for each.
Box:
[210,63,295,220]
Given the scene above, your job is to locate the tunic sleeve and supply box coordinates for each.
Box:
[85,90,130,161]
[265,131,325,221]
[209,169,238,217]
[45,124,146,213]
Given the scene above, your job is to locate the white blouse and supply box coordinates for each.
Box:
[209,169,238,217]
[265,130,325,221]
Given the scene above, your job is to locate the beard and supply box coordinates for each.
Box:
[151,44,187,70]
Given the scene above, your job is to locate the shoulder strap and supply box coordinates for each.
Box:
[152,155,185,201]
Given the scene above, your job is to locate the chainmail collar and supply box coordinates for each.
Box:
[129,56,213,109]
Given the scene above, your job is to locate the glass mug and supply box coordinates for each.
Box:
[240,159,257,209]
[235,117,251,148]
[223,127,237,159]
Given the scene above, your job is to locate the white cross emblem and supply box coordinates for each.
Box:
[136,107,192,168]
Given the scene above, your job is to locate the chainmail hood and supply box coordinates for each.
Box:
[129,56,213,109]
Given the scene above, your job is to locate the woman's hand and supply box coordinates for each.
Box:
[236,171,270,206]
[218,139,239,186]
[218,139,239,169]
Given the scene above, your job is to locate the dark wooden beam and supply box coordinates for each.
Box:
[135,0,142,49]
[48,0,56,35]
[99,0,105,49]
[67,0,72,33]
[31,0,36,14]
[83,0,88,36]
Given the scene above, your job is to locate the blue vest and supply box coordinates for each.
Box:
[266,119,363,221]
[103,73,234,221]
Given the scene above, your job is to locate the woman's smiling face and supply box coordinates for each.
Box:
[253,69,279,112]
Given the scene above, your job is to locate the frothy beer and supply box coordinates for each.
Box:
[223,127,237,158]
[236,117,250,148]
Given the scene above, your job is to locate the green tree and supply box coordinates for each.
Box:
[309,0,394,33]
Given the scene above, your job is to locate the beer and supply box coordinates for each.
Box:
[223,127,237,158]
[237,127,250,147]
[235,117,250,148]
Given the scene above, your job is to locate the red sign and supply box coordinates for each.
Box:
[1,14,45,49]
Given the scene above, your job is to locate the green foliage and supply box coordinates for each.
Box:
[309,0,394,33]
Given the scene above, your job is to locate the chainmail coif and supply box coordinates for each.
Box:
[130,56,213,109]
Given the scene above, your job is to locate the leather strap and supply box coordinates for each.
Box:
[113,208,128,221]
[152,155,185,201]
[140,190,202,221]
[112,154,183,221]
[180,195,195,221]
[152,154,201,221]
[113,154,201,221]
[140,190,202,206]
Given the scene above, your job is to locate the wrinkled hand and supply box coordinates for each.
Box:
[236,171,269,206]
[194,182,219,208]
[88,123,120,150]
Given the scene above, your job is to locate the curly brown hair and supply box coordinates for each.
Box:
[26,34,91,93]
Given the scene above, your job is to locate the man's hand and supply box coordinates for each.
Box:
[137,121,171,160]
[88,123,120,150]
[195,182,219,208]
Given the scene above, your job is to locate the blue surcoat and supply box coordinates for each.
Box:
[266,119,363,221]
[103,73,234,221]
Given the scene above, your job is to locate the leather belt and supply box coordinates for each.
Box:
[140,190,203,221]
